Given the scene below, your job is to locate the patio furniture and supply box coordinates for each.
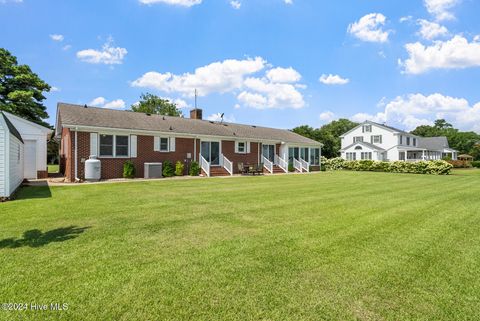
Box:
[237,162,248,175]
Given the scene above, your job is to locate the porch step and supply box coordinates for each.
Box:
[264,165,287,174]
[205,167,231,177]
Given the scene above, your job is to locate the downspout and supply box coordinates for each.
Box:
[74,127,79,182]
[194,136,197,162]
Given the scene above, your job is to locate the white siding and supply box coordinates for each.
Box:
[8,134,24,195]
[0,125,5,197]
[342,125,396,151]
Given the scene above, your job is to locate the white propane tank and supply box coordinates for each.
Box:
[85,156,101,181]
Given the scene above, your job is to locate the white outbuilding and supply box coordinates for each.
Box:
[0,111,51,200]
[0,112,24,199]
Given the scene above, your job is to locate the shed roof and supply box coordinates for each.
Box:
[1,112,24,143]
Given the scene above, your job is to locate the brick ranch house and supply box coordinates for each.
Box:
[56,103,323,181]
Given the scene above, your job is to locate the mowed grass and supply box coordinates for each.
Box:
[47,164,59,174]
[1,170,480,321]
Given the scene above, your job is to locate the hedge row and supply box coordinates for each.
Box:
[321,157,453,175]
[472,161,480,168]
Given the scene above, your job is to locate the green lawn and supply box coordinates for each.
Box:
[1,170,480,321]
[47,164,59,174]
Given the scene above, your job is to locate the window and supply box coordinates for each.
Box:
[100,134,129,157]
[353,136,364,143]
[362,125,372,133]
[310,148,320,165]
[413,138,417,146]
[399,135,403,145]
[116,135,129,157]
[288,147,300,164]
[346,152,356,160]
[371,135,382,144]
[406,137,411,145]
[100,135,114,157]
[361,152,372,160]
[160,137,169,152]
[355,146,363,150]
[300,147,309,161]
[238,142,246,153]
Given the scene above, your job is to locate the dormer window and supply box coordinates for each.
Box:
[362,125,372,133]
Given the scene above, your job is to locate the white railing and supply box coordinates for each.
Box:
[262,156,273,174]
[293,158,302,172]
[274,155,288,173]
[221,154,233,176]
[300,158,310,172]
[200,155,210,177]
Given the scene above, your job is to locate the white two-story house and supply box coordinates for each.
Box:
[340,121,458,162]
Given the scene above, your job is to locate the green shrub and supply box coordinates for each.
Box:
[323,157,345,171]
[448,160,472,168]
[123,161,135,179]
[175,161,185,176]
[472,161,480,168]
[162,160,175,177]
[189,161,200,176]
[322,157,453,175]
[288,164,295,172]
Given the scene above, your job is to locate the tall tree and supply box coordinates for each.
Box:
[411,119,480,157]
[293,119,358,158]
[0,48,50,126]
[131,93,182,117]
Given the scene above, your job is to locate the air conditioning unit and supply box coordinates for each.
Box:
[144,163,162,179]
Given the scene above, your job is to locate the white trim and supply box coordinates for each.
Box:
[3,111,52,133]
[98,133,130,158]
[130,135,137,158]
[90,133,98,156]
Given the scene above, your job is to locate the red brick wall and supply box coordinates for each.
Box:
[221,141,260,174]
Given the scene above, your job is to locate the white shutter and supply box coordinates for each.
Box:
[234,141,239,153]
[169,137,176,152]
[246,142,251,153]
[154,136,160,152]
[90,133,98,156]
[130,135,137,158]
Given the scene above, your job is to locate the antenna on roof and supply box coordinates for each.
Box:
[220,113,224,123]
[194,88,198,109]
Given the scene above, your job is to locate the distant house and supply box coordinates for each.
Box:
[0,112,51,199]
[340,121,458,162]
[55,103,322,181]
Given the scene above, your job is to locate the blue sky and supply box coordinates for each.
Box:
[1,0,480,132]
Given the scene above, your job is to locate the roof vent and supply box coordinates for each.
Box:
[146,113,151,116]
[84,104,88,108]
[252,125,257,128]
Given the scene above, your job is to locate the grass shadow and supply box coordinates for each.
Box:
[15,183,52,200]
[0,226,90,249]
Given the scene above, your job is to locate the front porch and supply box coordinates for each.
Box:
[398,148,458,162]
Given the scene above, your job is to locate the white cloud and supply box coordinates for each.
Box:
[319,111,335,122]
[284,0,293,4]
[230,0,241,9]
[266,67,301,83]
[89,97,126,109]
[207,113,236,123]
[348,13,390,43]
[62,45,72,51]
[351,93,480,132]
[139,0,201,6]
[238,77,305,109]
[319,74,349,85]
[50,86,60,92]
[399,16,412,23]
[400,35,480,74]
[49,34,64,42]
[424,0,461,21]
[77,38,127,65]
[0,0,23,4]
[417,19,448,40]
[132,57,266,97]
[133,57,305,109]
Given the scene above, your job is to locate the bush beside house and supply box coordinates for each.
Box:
[123,161,135,179]
[321,157,453,175]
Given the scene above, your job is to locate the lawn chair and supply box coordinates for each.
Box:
[237,162,247,175]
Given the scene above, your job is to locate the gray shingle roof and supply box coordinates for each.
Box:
[56,103,321,145]
[340,141,386,152]
[1,112,24,143]
[418,136,456,151]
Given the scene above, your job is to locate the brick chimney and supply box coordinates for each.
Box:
[190,108,203,120]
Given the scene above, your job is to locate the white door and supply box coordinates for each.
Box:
[24,140,37,179]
